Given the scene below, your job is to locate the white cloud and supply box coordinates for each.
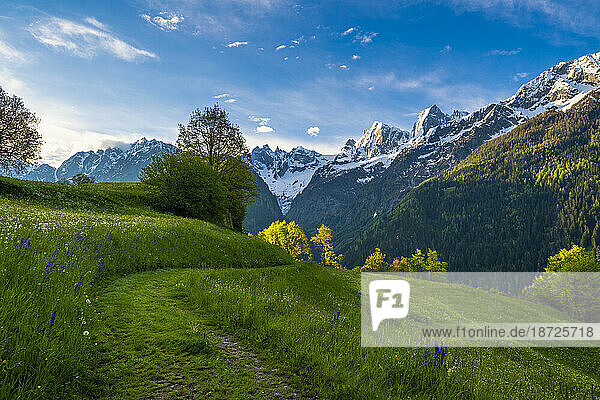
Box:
[488,48,522,56]
[275,44,286,51]
[342,27,357,36]
[283,57,288,61]
[306,126,320,136]
[225,98,237,103]
[226,41,248,47]
[255,125,274,133]
[29,17,157,61]
[339,65,349,70]
[352,54,360,60]
[249,115,271,125]
[0,67,27,94]
[141,12,184,31]
[0,39,27,63]
[214,93,230,98]
[441,44,452,53]
[514,72,529,80]
[368,86,374,91]
[84,17,108,30]
[356,32,378,44]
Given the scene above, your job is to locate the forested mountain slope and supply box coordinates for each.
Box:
[343,91,600,271]
[243,173,284,234]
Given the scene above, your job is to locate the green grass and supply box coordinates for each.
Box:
[0,178,293,399]
[1,177,600,399]
[176,264,600,399]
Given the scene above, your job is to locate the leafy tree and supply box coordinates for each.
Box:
[0,86,43,170]
[523,246,600,321]
[177,104,257,230]
[310,224,343,268]
[139,151,227,223]
[70,173,95,185]
[360,248,388,272]
[389,249,448,272]
[545,245,600,272]
[257,220,312,261]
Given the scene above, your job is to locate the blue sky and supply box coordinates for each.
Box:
[1,0,600,165]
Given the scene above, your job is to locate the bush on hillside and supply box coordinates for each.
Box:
[139,151,227,223]
[71,173,95,185]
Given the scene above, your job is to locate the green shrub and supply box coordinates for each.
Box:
[139,152,227,224]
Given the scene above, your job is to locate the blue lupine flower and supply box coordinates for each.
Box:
[48,312,56,331]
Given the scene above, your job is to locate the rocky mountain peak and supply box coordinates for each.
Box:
[412,104,450,138]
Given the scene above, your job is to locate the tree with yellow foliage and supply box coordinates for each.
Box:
[257,220,312,261]
[367,249,448,272]
[360,248,388,272]
[310,224,343,268]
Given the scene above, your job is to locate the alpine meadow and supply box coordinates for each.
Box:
[2,1,600,399]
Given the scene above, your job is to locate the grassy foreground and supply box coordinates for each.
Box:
[176,264,600,399]
[0,177,292,399]
[1,177,600,399]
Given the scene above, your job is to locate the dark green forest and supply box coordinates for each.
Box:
[343,91,600,270]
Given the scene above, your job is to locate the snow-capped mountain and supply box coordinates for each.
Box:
[251,145,334,214]
[2,138,176,182]
[56,138,175,182]
[287,51,600,236]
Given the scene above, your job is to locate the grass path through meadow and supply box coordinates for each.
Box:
[91,269,305,400]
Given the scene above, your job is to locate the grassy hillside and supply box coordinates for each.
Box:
[0,177,293,399]
[343,91,600,270]
[176,264,599,399]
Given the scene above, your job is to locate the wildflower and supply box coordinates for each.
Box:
[83,331,89,336]
[48,312,56,331]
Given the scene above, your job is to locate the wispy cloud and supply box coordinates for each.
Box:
[339,65,349,70]
[440,44,452,53]
[488,48,521,56]
[29,17,157,61]
[141,12,184,31]
[306,126,320,136]
[442,0,600,40]
[226,41,248,47]
[352,54,360,60]
[249,115,271,125]
[84,17,108,30]
[225,98,237,103]
[275,44,286,51]
[513,72,528,81]
[214,93,230,98]
[0,38,27,63]
[355,32,378,44]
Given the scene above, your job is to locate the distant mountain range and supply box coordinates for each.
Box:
[2,138,175,182]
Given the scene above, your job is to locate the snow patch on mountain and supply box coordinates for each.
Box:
[251,145,334,214]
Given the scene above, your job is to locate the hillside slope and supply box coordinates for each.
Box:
[343,90,600,270]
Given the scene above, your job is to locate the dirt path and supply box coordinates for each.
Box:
[95,269,309,400]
